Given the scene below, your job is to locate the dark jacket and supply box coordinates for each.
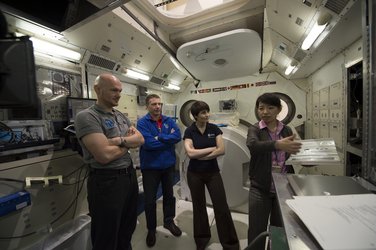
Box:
[246,123,293,192]
[137,113,181,170]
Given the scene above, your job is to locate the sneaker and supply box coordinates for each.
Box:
[163,222,182,237]
[146,230,156,247]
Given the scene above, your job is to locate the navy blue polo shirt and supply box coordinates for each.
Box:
[183,122,223,172]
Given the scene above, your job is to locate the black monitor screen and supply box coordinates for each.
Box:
[0,0,101,32]
[0,37,39,108]
[67,97,96,123]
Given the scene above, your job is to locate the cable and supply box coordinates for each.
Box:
[62,163,87,180]
[0,177,25,184]
[50,166,89,225]
[72,164,88,217]
[244,231,270,250]
[0,231,36,240]
[0,164,89,239]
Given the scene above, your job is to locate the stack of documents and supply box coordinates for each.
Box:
[285,138,340,165]
[286,194,376,250]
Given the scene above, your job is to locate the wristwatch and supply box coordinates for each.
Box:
[119,137,127,147]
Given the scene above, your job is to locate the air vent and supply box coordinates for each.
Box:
[100,44,111,53]
[154,0,178,7]
[324,0,350,15]
[302,0,312,7]
[278,43,287,52]
[87,54,117,70]
[150,76,165,85]
[293,49,307,62]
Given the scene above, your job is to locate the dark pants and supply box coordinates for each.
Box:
[87,167,138,250]
[248,186,282,250]
[187,171,239,250]
[142,166,176,231]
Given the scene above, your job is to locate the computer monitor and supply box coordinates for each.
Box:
[0,37,39,108]
[0,0,103,32]
[66,97,96,123]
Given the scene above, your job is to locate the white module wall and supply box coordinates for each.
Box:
[305,81,344,176]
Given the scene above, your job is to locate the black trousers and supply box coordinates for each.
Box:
[142,166,176,231]
[248,186,282,250]
[187,171,239,250]
[87,167,138,250]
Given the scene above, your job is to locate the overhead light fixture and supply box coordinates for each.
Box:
[285,61,298,76]
[122,68,151,81]
[166,84,180,91]
[284,64,296,75]
[15,19,63,40]
[30,37,82,61]
[301,12,332,50]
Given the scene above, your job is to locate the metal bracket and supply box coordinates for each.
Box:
[25,175,63,188]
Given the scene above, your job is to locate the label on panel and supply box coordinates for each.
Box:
[313,91,320,110]
[313,121,320,139]
[330,82,342,109]
[319,87,329,109]
[319,121,330,138]
[329,122,343,150]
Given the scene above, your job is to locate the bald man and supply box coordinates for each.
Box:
[75,73,144,250]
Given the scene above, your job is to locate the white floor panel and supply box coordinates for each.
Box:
[132,184,249,250]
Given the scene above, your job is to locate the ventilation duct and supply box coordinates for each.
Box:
[150,76,165,85]
[324,0,350,15]
[87,54,117,71]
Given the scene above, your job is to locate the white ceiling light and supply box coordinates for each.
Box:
[284,64,296,75]
[166,84,180,91]
[15,21,63,40]
[30,37,82,61]
[301,13,332,50]
[285,61,298,75]
[122,68,151,81]
[301,22,327,50]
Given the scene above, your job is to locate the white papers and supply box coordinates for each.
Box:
[286,194,376,250]
[285,138,340,165]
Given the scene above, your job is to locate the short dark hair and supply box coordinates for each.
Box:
[190,101,210,119]
[145,94,160,105]
[256,93,281,109]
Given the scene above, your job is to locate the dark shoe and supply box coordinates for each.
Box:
[196,237,210,250]
[146,231,156,247]
[163,222,182,237]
